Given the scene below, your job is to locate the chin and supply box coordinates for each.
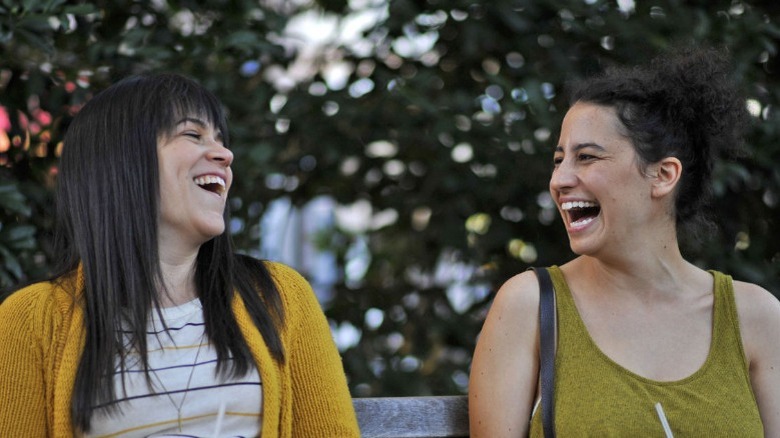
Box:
[567,239,597,257]
[197,222,226,240]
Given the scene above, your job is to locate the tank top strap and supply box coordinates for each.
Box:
[545,265,583,349]
[708,270,752,376]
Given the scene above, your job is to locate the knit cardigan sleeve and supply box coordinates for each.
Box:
[0,283,57,435]
[267,262,360,437]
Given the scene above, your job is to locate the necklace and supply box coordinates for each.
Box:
[150,328,207,432]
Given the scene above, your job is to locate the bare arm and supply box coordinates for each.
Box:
[734,281,780,435]
[469,271,541,437]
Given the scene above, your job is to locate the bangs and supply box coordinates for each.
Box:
[152,74,229,145]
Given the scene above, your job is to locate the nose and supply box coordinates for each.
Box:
[549,159,577,193]
[207,142,233,167]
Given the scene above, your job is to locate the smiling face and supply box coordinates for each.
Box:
[157,116,233,252]
[550,101,658,257]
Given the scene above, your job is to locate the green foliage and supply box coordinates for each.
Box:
[0,182,35,286]
[1,0,779,397]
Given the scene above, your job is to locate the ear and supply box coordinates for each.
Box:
[648,157,682,199]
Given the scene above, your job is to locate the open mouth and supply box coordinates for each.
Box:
[194,175,226,195]
[561,201,600,227]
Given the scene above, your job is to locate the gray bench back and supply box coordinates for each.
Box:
[353,395,469,438]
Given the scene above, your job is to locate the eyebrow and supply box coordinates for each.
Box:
[174,117,224,140]
[554,142,606,153]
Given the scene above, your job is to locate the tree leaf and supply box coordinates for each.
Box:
[0,184,32,217]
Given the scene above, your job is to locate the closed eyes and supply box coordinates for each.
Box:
[176,118,224,144]
[181,130,226,147]
[552,153,599,168]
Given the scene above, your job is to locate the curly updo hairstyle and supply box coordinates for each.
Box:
[568,45,749,240]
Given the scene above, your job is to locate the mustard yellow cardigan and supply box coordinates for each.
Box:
[0,262,359,437]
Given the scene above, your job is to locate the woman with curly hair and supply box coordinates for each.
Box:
[470,45,780,436]
[0,73,359,437]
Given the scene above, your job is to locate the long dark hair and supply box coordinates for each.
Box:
[51,73,285,431]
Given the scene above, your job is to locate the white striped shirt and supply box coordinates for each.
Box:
[87,299,263,437]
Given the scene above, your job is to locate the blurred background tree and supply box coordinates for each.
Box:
[1,0,778,397]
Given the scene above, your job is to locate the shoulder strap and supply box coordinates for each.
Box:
[531,267,556,438]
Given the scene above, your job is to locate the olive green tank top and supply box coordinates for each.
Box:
[529,266,763,437]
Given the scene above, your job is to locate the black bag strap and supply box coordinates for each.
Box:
[531,267,556,438]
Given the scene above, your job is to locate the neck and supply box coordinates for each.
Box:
[573,226,702,300]
[158,246,199,307]
[597,212,680,265]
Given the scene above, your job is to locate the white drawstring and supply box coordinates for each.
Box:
[655,402,674,438]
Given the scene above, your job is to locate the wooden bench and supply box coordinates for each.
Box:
[353,395,469,438]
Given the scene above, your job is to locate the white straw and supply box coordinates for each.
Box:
[654,402,674,438]
[213,400,226,437]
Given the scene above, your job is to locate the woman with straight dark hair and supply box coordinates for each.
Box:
[470,45,780,436]
[0,73,359,437]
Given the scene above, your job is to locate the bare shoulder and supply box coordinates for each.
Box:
[491,269,542,316]
[472,270,542,362]
[733,280,780,325]
[732,280,780,359]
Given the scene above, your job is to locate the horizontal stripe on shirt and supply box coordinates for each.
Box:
[86,299,263,438]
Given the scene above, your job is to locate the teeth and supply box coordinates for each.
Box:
[561,201,598,210]
[193,175,226,188]
[570,216,595,227]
